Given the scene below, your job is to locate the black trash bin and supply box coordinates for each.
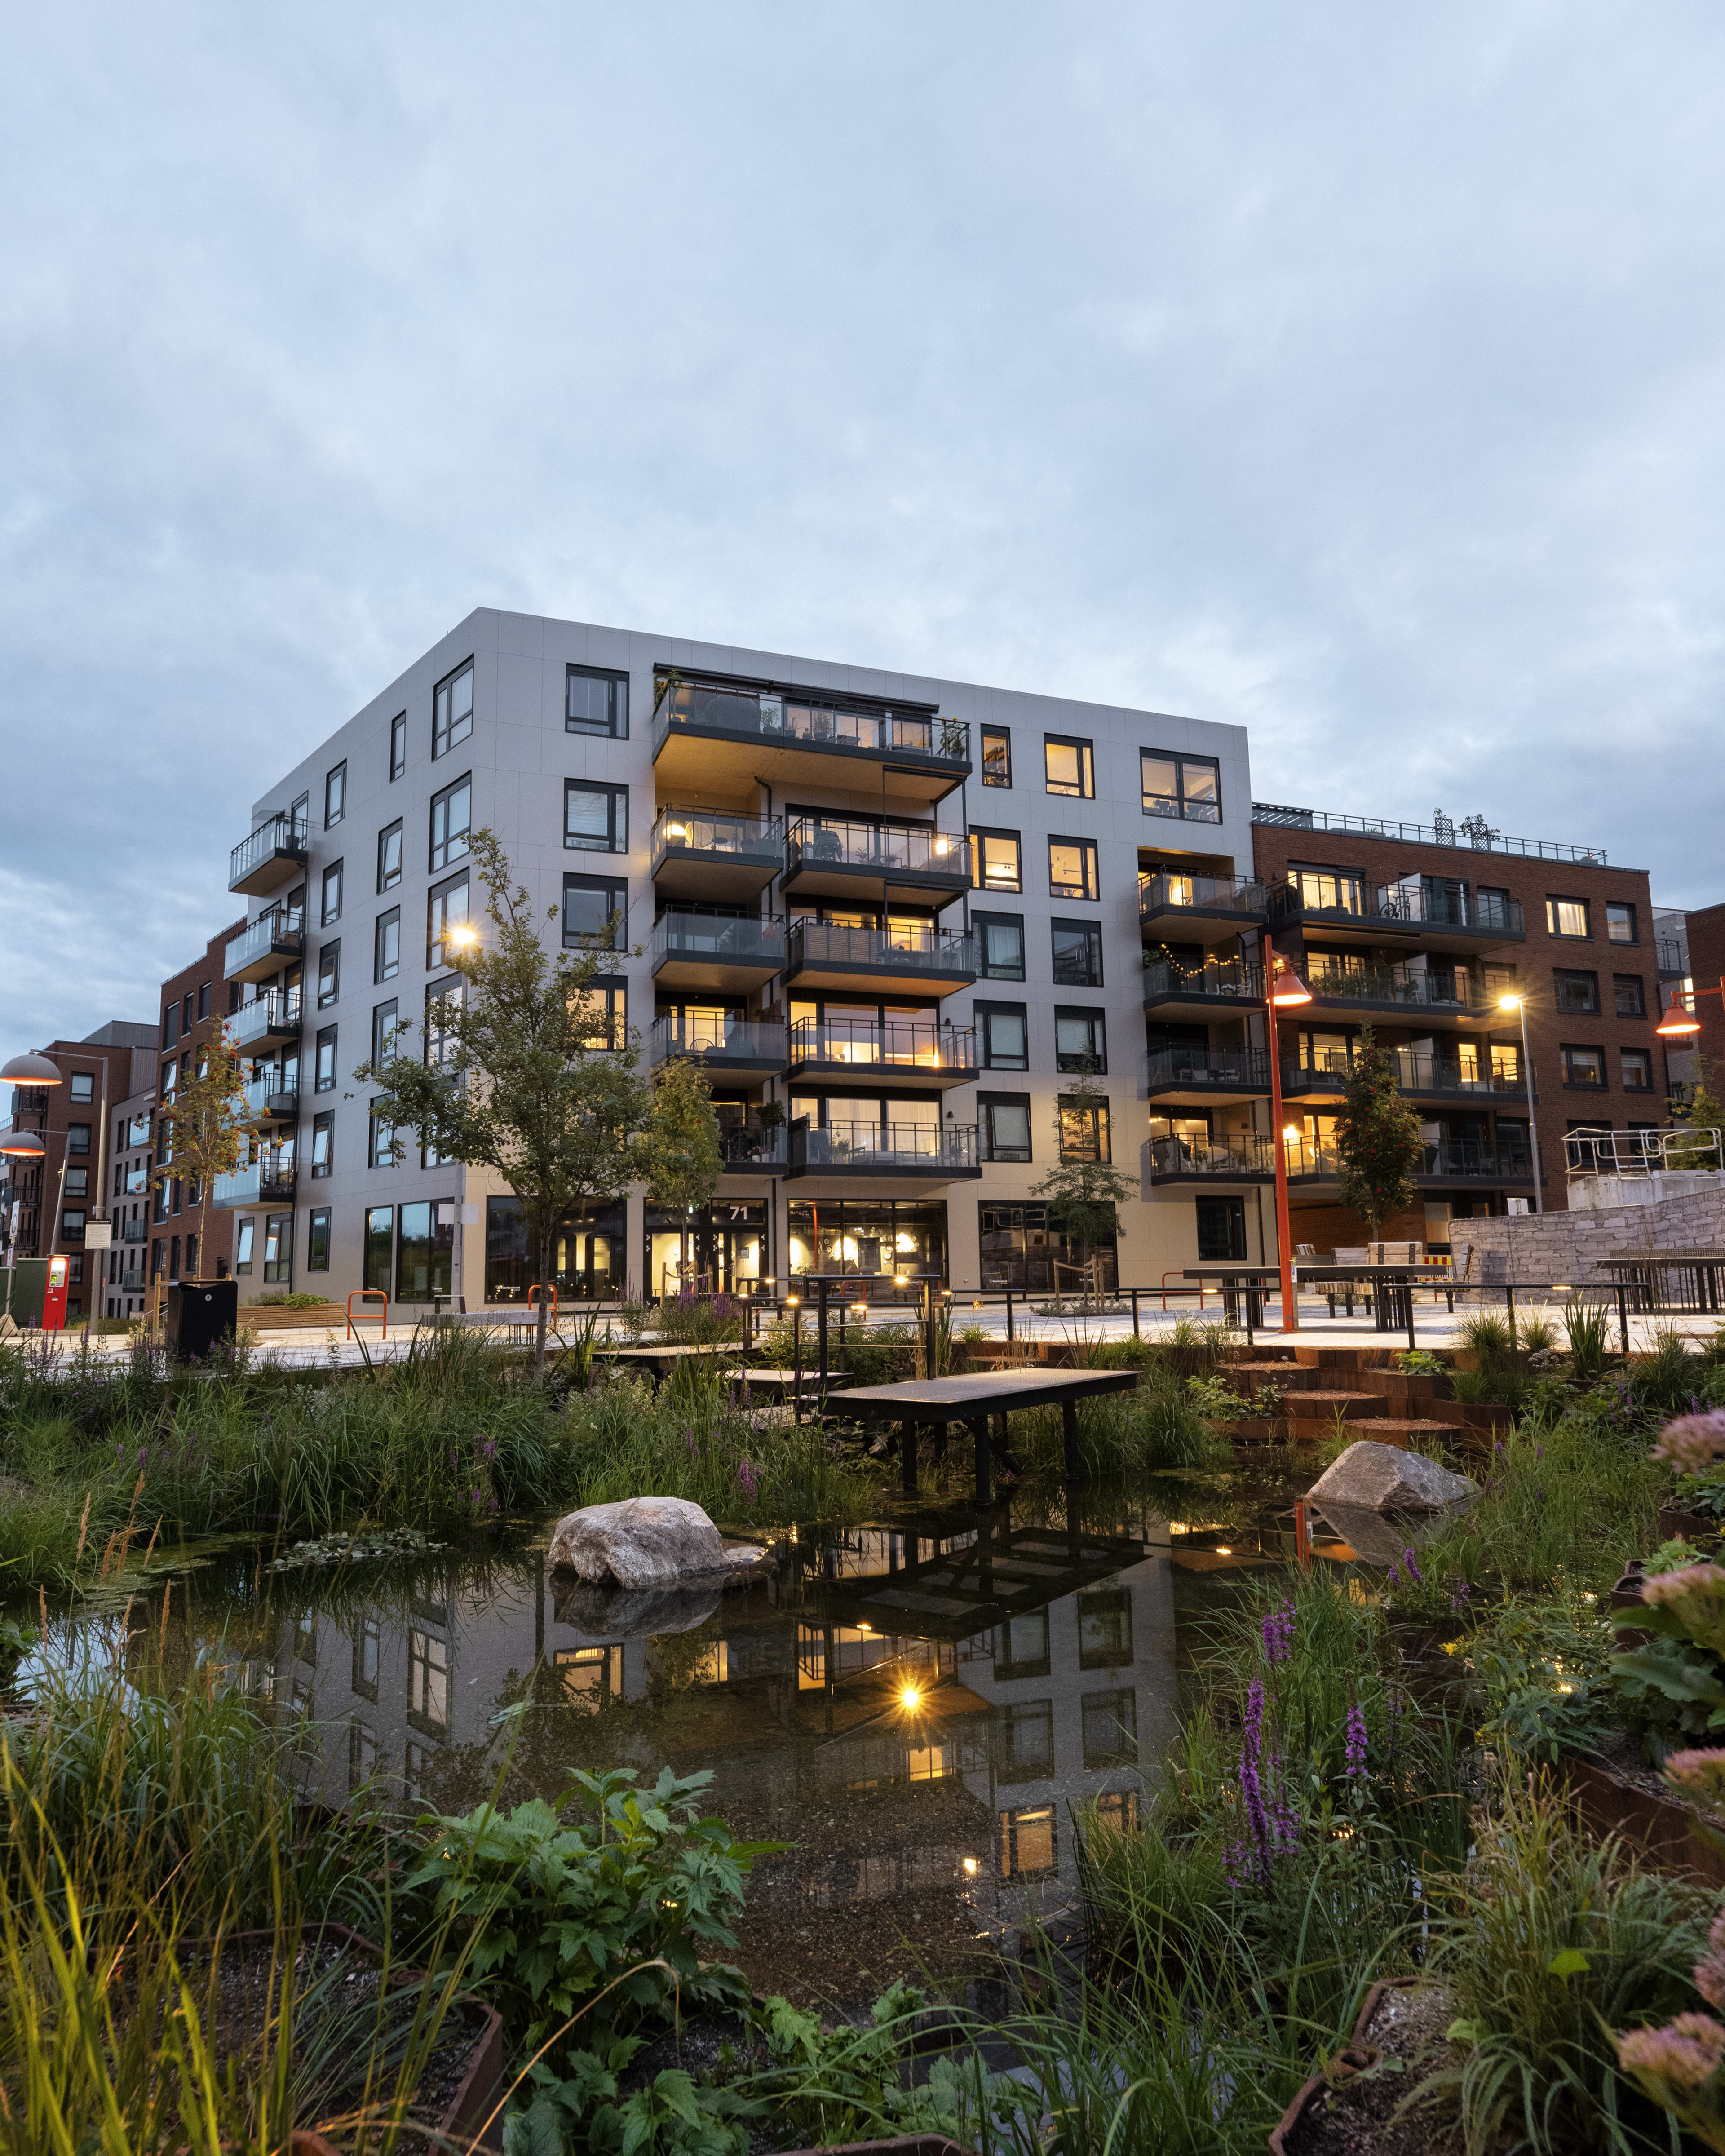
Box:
[167,1279,239,1360]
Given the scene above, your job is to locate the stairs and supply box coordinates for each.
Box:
[1215,1344,1498,1450]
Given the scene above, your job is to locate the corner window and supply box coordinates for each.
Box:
[375,908,401,982]
[1055,1007,1107,1074]
[1552,969,1599,1014]
[970,828,1022,894]
[1044,735,1094,798]
[974,912,1026,981]
[433,659,473,758]
[321,860,344,926]
[565,780,628,854]
[1048,837,1099,902]
[1058,1094,1111,1162]
[1606,901,1638,945]
[1561,1043,1606,1088]
[1621,1048,1653,1092]
[324,762,346,828]
[1613,975,1646,1018]
[308,1208,332,1271]
[429,775,471,872]
[977,1002,1029,1071]
[980,726,1012,788]
[389,712,407,781]
[1547,896,1591,939]
[566,665,629,737]
[311,1110,334,1178]
[377,820,402,893]
[1051,918,1103,987]
[979,1093,1032,1163]
[563,875,628,952]
[427,873,470,970]
[317,940,340,1010]
[1141,751,1220,823]
[314,1026,337,1093]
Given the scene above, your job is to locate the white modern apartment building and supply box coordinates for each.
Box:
[216,609,1267,1311]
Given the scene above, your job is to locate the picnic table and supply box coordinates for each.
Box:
[836,1367,1141,1505]
[1182,1265,1457,1349]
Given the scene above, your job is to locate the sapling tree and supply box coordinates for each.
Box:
[148,1034,266,1328]
[1332,1023,1424,1239]
[1031,1069,1132,1293]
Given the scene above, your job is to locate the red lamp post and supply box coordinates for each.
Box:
[1265,955,1312,1334]
[1657,980,1725,1040]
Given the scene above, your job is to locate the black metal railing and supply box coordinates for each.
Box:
[787,1017,976,1073]
[1252,802,1606,864]
[1149,1134,1276,1178]
[718,1125,788,1169]
[654,677,970,769]
[787,921,974,978]
[789,1120,979,1172]
[1142,957,1263,1002]
[1144,1048,1271,1090]
[786,817,968,879]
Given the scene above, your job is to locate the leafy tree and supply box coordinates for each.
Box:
[147,1033,266,1327]
[643,1052,724,1293]
[1671,1054,1725,1173]
[1030,1070,1132,1292]
[1332,1023,1424,1239]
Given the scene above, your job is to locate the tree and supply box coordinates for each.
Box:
[1332,1023,1424,1240]
[1671,1054,1725,1173]
[1030,1071,1132,1295]
[148,1033,266,1328]
[642,1053,724,1294]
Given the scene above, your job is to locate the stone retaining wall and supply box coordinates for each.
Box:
[1450,1181,1725,1286]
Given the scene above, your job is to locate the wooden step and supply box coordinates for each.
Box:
[1218,1364,1331,1393]
[1281,1390,1391,1426]
[1327,1416,1467,1451]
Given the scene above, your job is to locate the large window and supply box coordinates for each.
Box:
[976,1002,1029,1071]
[1058,1093,1110,1162]
[427,872,470,969]
[1547,896,1591,939]
[1051,918,1103,987]
[364,1205,393,1293]
[321,860,343,925]
[376,820,402,892]
[1044,735,1094,798]
[324,761,346,828]
[575,981,628,1051]
[314,1025,337,1093]
[566,664,629,737]
[1553,969,1599,1014]
[375,907,401,982]
[1196,1194,1247,1260]
[433,659,473,758]
[429,775,471,872]
[397,1198,455,1304]
[1606,901,1638,945]
[310,1111,334,1178]
[974,912,1026,981]
[562,874,628,952]
[1055,1007,1107,1073]
[317,940,340,1010]
[565,780,628,853]
[970,828,1022,894]
[1561,1043,1606,1088]
[1141,751,1220,822]
[979,1093,1032,1163]
[1048,837,1099,902]
[980,726,1011,787]
[425,978,463,1068]
[389,711,407,781]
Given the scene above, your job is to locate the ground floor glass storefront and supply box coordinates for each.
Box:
[645,1202,767,1298]
[977,1203,1118,1293]
[787,1201,947,1288]
[486,1197,626,1302]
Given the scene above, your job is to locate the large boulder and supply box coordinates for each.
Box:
[548,1496,763,1586]
[552,1576,725,1637]
[1305,1440,1479,1514]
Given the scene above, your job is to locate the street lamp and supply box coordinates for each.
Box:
[1657,975,1725,1039]
[1498,995,1544,1214]
[1,1054,64,1086]
[1265,955,1312,1333]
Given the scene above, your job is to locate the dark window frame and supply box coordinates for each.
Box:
[1044,734,1095,799]
[1050,916,1104,987]
[317,940,340,1010]
[429,772,472,873]
[1546,895,1593,940]
[427,872,470,970]
[1621,1047,1653,1092]
[389,712,407,781]
[1141,749,1221,823]
[432,657,474,760]
[1054,1005,1108,1074]
[974,910,1026,981]
[975,1001,1031,1072]
[1057,1093,1112,1163]
[314,1025,337,1094]
[970,826,1022,894]
[1552,968,1600,1015]
[307,1207,332,1271]
[1560,1042,1607,1089]
[980,726,1012,788]
[320,859,344,926]
[564,779,629,854]
[1606,900,1639,946]
[566,664,630,738]
[374,907,401,983]
[324,761,347,829]
[978,1091,1033,1163]
[372,999,399,1067]
[562,873,628,952]
[310,1109,335,1178]
[1048,835,1100,903]
[377,819,403,893]
[1613,974,1647,1018]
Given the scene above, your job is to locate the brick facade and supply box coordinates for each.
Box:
[1685,900,1725,1085]
[149,921,247,1290]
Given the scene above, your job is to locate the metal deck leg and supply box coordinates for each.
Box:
[971,1417,991,1508]
[1062,1397,1080,1483]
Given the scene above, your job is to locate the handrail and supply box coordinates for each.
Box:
[347,1288,387,1341]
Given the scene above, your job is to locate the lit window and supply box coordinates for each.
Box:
[969,829,1021,893]
[1044,735,1094,798]
[1058,1094,1111,1162]
[1547,897,1591,939]
[1561,1044,1606,1088]
[980,726,1011,787]
[1048,837,1099,902]
[1141,751,1220,822]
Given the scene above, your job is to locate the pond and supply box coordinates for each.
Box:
[33,1465,1318,2007]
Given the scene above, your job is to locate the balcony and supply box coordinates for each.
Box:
[1148,1133,1275,1182]
[1657,937,1687,979]
[650,807,785,903]
[243,1078,300,1123]
[1283,1138,1534,1193]
[224,907,305,984]
[787,1118,982,1181]
[783,818,969,905]
[786,1018,977,1090]
[1267,878,1524,952]
[212,1151,297,1208]
[1300,966,1487,1030]
[649,1014,787,1079]
[1138,871,1267,944]
[229,811,310,897]
[226,990,303,1052]
[651,911,786,993]
[652,676,970,804]
[122,1218,148,1244]
[1144,1047,1270,1105]
[1393,1051,1526,1103]
[718,1124,787,1174]
[783,921,975,998]
[1141,956,1264,1018]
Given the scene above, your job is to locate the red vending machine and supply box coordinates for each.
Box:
[41,1255,70,1332]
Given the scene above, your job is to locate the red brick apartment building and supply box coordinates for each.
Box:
[1683,899,1725,1082]
[1248,805,1663,1248]
[145,920,248,1293]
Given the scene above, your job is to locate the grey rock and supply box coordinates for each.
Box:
[547,1496,762,1586]
[552,1578,723,1636]
[1305,1440,1479,1514]
[1307,1502,1453,1568]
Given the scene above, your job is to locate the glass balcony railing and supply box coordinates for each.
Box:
[1138,871,1266,920]
[212,1151,297,1208]
[1304,967,1474,1009]
[718,1124,787,1169]
[650,808,785,873]
[243,1078,300,1118]
[651,912,786,970]
[121,1218,148,1243]
[649,1015,787,1067]
[1149,1134,1276,1178]
[787,1017,976,1074]
[228,811,309,892]
[226,991,303,1049]
[787,922,974,978]
[1141,957,1263,1002]
[654,680,970,770]
[1282,1138,1532,1182]
[790,1120,979,1173]
[1274,880,1524,935]
[786,818,969,880]
[224,908,305,980]
[1393,1051,1523,1095]
[1145,1048,1271,1091]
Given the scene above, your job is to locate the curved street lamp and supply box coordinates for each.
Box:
[1,1053,64,1085]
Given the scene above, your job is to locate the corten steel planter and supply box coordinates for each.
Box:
[177,1926,505,2153]
[1266,1979,1419,2155]
[1563,1756,1725,1891]
[1657,1505,1721,1547]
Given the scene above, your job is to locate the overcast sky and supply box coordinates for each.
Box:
[5,2,1724,1071]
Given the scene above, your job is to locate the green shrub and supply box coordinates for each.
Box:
[1462,1592,1619,1764]
[1462,1313,1516,1358]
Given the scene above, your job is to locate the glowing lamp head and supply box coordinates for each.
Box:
[1658,1000,1702,1038]
[1269,964,1312,1007]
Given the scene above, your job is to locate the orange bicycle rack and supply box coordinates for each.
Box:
[346,1288,388,1341]
[526,1283,559,1330]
